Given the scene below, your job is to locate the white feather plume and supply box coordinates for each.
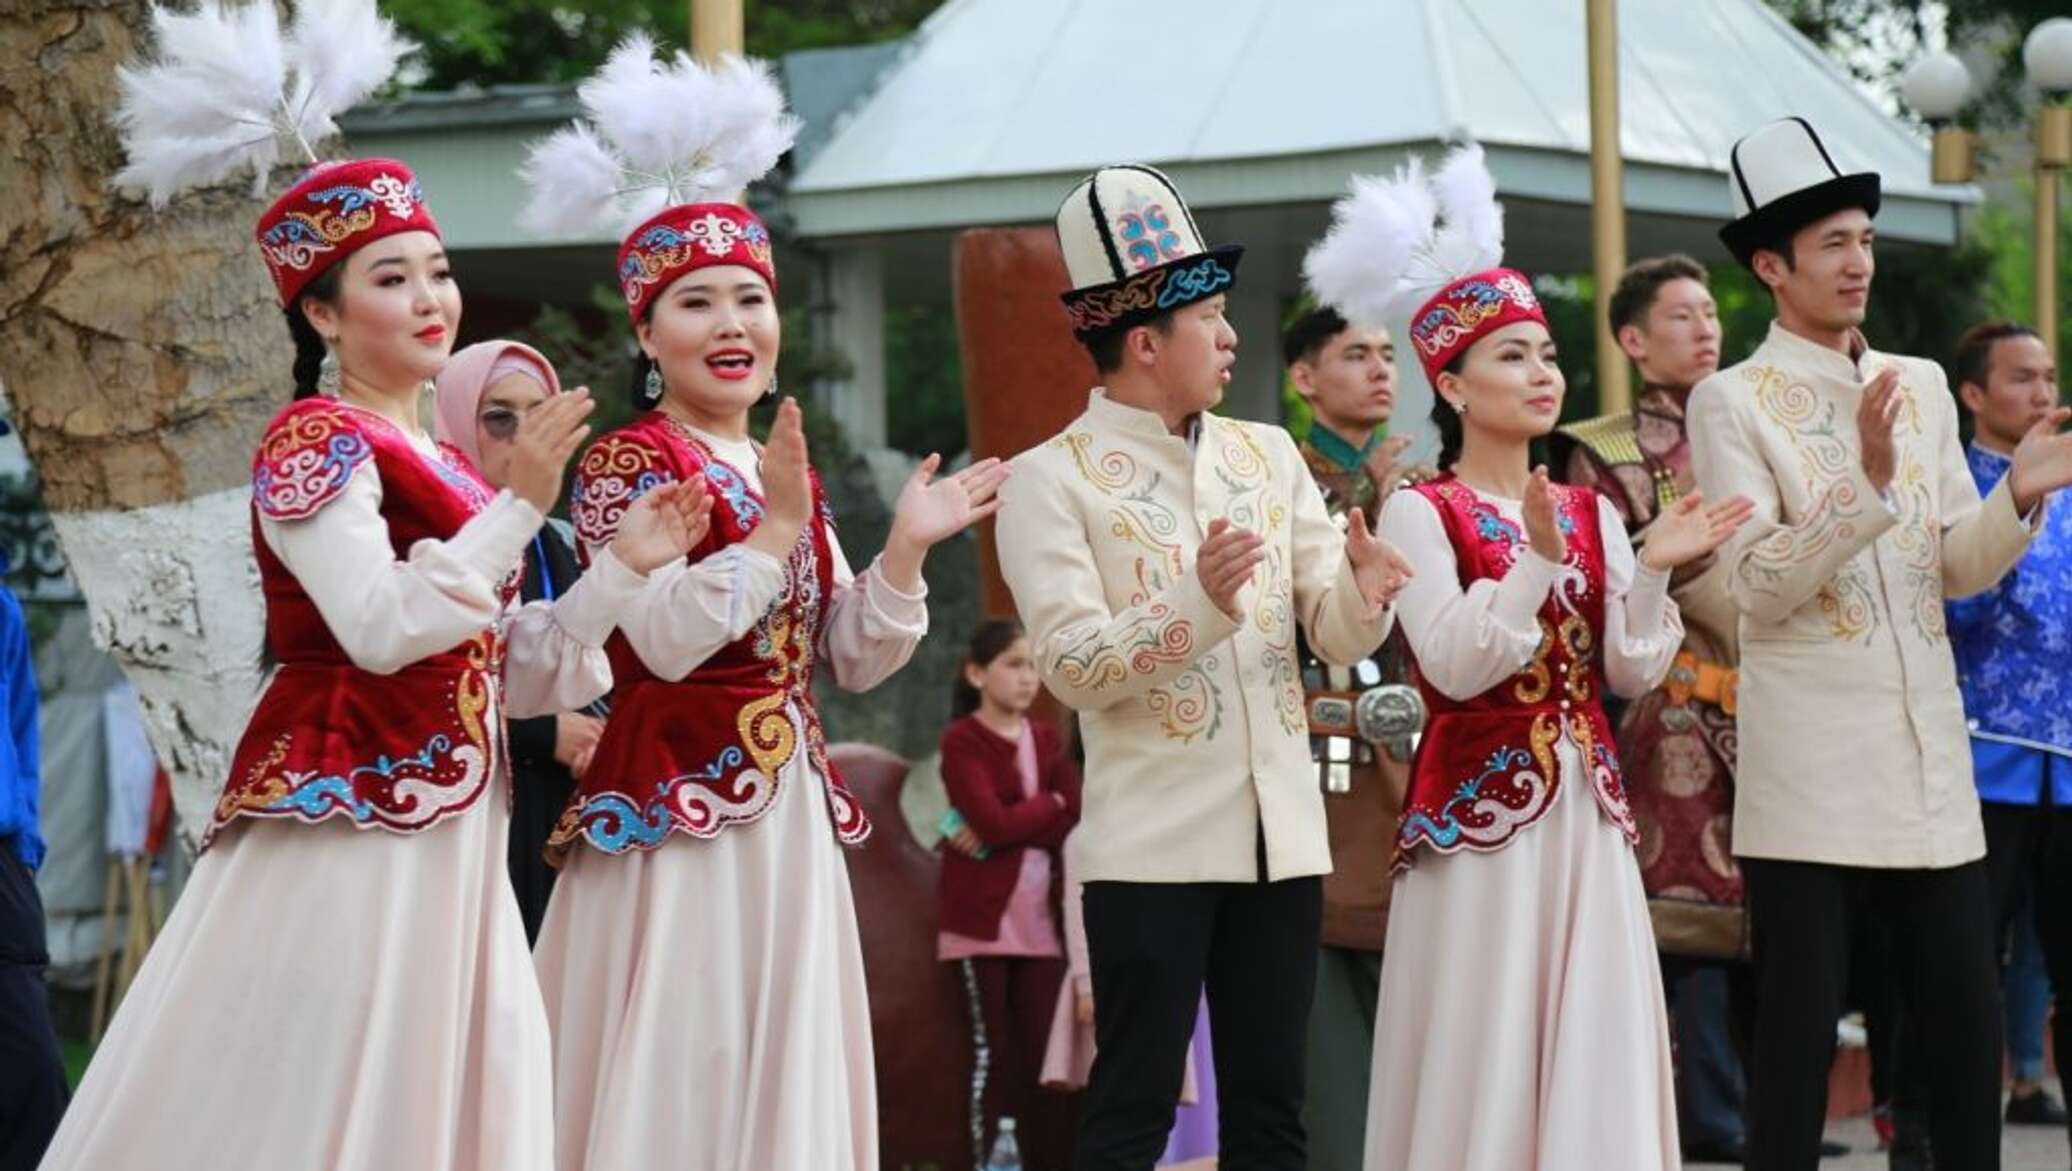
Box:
[1428,143,1505,280]
[111,0,414,208]
[1302,143,1507,329]
[521,37,800,234]
[517,125,625,233]
[286,0,413,146]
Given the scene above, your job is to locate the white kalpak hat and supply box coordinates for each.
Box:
[1054,165,1243,341]
[1719,116,1881,269]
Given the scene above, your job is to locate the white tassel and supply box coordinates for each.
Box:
[111,0,413,207]
[521,36,799,234]
[1303,142,1509,328]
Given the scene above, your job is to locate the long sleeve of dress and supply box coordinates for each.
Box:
[259,467,543,675]
[499,546,647,719]
[592,543,788,684]
[1281,430,1396,664]
[1378,490,1560,701]
[1686,377,1896,624]
[1594,496,1684,699]
[819,535,929,693]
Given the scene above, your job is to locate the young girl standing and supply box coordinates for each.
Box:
[937,619,1080,1171]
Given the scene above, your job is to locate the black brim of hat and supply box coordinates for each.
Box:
[1060,245,1245,341]
[1720,173,1881,268]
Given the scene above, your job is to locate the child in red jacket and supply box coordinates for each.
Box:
[938,618,1080,1169]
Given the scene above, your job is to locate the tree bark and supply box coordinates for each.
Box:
[1,2,289,847]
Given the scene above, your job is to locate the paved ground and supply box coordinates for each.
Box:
[1688,1103,2068,1170]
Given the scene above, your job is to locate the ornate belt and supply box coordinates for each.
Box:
[1663,651,1736,715]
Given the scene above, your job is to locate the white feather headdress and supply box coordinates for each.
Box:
[519,35,800,234]
[1303,143,1506,329]
[111,0,414,207]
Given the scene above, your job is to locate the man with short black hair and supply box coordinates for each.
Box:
[1690,116,2072,1171]
[996,165,1410,1171]
[1944,320,2072,1160]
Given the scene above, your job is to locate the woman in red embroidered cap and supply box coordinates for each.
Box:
[1305,146,1754,1171]
[516,40,1009,1171]
[44,9,707,1170]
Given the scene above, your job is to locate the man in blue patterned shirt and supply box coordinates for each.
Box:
[1945,319,2069,1155]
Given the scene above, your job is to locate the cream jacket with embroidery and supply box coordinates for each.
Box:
[995,391,1394,883]
[1688,322,2034,869]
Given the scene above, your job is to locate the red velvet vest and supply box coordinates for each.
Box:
[209,398,517,848]
[548,412,867,855]
[1394,475,1637,869]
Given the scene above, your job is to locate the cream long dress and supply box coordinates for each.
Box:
[38,429,639,1171]
[1362,487,1683,1171]
[534,426,927,1171]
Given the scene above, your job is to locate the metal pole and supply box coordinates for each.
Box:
[691,0,744,62]
[2042,166,2061,363]
[1587,0,1631,414]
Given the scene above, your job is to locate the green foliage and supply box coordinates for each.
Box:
[883,304,967,458]
[1763,0,2067,133]
[384,0,944,91]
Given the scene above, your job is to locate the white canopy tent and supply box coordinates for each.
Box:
[788,0,1977,447]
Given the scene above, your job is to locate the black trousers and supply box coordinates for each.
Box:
[1742,857,2001,1171]
[1073,867,1322,1171]
[1979,801,2072,1154]
[0,849,66,1171]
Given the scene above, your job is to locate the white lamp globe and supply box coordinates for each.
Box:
[1902,50,1972,120]
[2026,17,2072,93]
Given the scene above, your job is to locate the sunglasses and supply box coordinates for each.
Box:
[479,406,524,441]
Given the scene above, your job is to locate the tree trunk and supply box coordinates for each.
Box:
[1,2,288,848]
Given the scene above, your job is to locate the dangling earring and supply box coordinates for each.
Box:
[317,345,342,397]
[1450,398,1467,415]
[761,374,780,403]
[643,365,664,407]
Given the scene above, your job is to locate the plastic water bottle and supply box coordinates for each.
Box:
[983,1116,1023,1171]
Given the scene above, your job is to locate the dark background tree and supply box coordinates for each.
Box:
[385,0,943,90]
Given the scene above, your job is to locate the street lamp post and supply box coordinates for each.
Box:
[2024,17,2072,361]
[1904,19,2072,364]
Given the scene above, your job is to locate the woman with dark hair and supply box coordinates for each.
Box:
[937,618,1081,1169]
[1307,145,1752,1170]
[521,42,1010,1170]
[41,152,706,1171]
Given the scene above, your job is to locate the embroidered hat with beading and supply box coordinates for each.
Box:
[256,158,440,306]
[516,34,798,325]
[108,0,417,305]
[1303,143,1546,383]
[1055,166,1244,342]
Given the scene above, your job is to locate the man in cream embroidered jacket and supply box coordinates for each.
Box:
[997,390,1395,887]
[1688,321,2035,870]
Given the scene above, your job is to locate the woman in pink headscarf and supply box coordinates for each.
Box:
[434,341,639,940]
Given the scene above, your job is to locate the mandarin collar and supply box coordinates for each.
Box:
[1085,388,1201,445]
[1761,319,1874,382]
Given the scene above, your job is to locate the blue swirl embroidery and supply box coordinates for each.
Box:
[705,461,765,525]
[262,733,457,822]
[1156,258,1232,309]
[578,744,748,851]
[1396,746,1532,849]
